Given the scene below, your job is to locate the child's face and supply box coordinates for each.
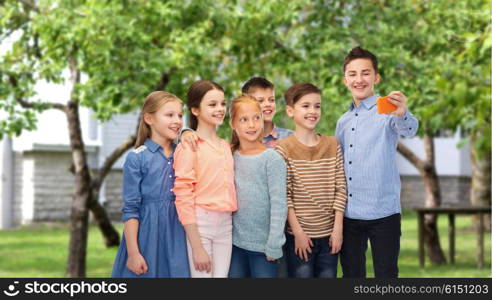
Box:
[192,89,226,127]
[248,88,276,123]
[231,102,263,143]
[145,100,183,142]
[286,93,321,131]
[343,58,380,101]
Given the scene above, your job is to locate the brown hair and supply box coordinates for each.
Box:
[135,91,182,148]
[229,94,263,153]
[241,77,274,94]
[187,80,224,130]
[343,46,379,74]
[284,83,321,106]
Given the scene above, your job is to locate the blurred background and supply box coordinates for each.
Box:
[0,0,490,278]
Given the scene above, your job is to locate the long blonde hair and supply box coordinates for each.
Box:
[135,91,183,148]
[229,94,263,153]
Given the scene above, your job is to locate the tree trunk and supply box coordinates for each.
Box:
[89,134,137,247]
[470,134,491,231]
[65,58,91,278]
[421,136,447,264]
[88,193,120,247]
[397,135,446,264]
[65,100,91,278]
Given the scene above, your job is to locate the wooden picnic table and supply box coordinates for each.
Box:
[413,206,491,269]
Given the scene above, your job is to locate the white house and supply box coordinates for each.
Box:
[397,130,472,209]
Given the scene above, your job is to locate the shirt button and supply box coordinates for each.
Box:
[349,161,352,164]
[349,177,352,181]
[355,113,358,116]
[409,127,412,130]
[167,162,171,165]
[404,117,407,120]
[349,194,352,197]
[169,175,172,178]
[352,128,355,131]
[169,189,173,192]
[350,144,353,147]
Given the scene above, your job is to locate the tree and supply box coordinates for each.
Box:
[433,15,491,230]
[0,0,302,277]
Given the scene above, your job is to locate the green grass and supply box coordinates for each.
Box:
[0,210,490,277]
[0,223,119,277]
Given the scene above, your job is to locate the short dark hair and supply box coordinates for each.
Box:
[241,77,274,94]
[343,46,378,74]
[187,80,224,130]
[284,83,321,106]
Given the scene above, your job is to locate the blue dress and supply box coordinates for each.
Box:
[111,139,190,278]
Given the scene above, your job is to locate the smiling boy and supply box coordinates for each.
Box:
[241,77,293,148]
[335,46,419,278]
[276,83,347,278]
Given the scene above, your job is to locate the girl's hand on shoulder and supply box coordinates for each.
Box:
[266,257,276,262]
[127,253,148,275]
[329,226,343,254]
[193,247,212,273]
[294,231,313,262]
[181,130,199,151]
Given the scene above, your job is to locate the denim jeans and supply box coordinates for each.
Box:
[340,213,401,278]
[284,234,338,278]
[228,245,278,278]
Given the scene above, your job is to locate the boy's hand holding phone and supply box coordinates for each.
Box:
[377,91,407,117]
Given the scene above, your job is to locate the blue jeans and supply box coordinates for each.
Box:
[285,234,338,278]
[228,245,278,278]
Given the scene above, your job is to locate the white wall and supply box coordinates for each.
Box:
[100,112,140,169]
[0,138,14,228]
[12,76,99,153]
[397,131,472,176]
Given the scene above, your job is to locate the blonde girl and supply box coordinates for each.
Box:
[227,95,287,278]
[112,91,190,278]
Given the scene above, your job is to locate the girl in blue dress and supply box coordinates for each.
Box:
[111,91,190,278]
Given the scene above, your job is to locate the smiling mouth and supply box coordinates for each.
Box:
[263,110,273,114]
[305,116,318,122]
[169,127,180,133]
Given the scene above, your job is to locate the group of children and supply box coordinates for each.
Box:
[111,46,419,278]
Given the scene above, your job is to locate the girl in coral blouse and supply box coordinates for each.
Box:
[173,80,237,278]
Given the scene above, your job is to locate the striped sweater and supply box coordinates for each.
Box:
[275,134,347,238]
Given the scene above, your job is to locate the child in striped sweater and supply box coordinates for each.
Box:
[275,83,347,278]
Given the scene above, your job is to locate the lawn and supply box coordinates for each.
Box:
[0,210,490,277]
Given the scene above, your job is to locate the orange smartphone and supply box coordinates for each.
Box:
[377,96,397,114]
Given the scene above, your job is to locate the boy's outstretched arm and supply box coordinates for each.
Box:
[388,91,419,137]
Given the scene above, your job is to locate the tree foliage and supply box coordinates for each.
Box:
[0,0,305,140]
[269,0,490,155]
